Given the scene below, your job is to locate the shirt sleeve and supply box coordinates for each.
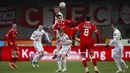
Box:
[43,30,50,42]
[93,24,98,32]
[30,31,36,41]
[92,24,99,43]
[65,20,76,26]
[76,23,82,29]
[109,32,117,45]
[5,30,12,43]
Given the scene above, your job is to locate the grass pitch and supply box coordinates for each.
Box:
[0,62,129,73]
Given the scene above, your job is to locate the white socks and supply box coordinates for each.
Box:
[94,66,98,71]
[57,57,62,70]
[120,59,127,67]
[33,54,40,63]
[85,67,89,72]
[63,58,67,69]
[114,59,122,70]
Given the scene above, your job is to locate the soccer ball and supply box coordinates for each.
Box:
[59,2,66,8]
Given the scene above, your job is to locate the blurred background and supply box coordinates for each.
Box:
[0,0,130,46]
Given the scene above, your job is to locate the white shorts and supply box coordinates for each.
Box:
[34,41,44,52]
[58,45,71,55]
[113,47,123,59]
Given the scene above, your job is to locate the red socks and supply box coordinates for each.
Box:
[92,58,97,66]
[10,56,18,63]
[82,58,87,68]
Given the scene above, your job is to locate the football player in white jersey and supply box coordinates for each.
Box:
[55,30,72,72]
[52,6,64,59]
[105,24,128,73]
[30,25,51,67]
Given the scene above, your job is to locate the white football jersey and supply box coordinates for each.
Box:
[109,29,123,49]
[30,29,50,42]
[59,34,71,46]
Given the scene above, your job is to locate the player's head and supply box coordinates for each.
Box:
[111,24,117,30]
[57,14,63,23]
[85,16,91,21]
[38,25,43,31]
[120,4,130,24]
[59,29,64,36]
[54,6,60,14]
[12,23,17,30]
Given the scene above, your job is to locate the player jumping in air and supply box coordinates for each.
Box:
[52,6,63,59]
[30,25,51,67]
[55,30,72,72]
[72,16,100,73]
[5,24,19,69]
[52,14,76,59]
[105,24,128,73]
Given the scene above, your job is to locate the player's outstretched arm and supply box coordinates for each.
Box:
[43,30,51,43]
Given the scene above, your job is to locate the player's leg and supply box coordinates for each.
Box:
[32,51,44,67]
[9,45,18,69]
[62,46,71,72]
[32,42,44,67]
[118,49,128,73]
[11,50,20,68]
[62,55,67,72]
[88,44,100,73]
[80,44,89,73]
[52,43,61,59]
[113,49,122,73]
[120,59,128,73]
[9,50,15,69]
[30,52,35,64]
[52,32,60,59]
[56,52,62,72]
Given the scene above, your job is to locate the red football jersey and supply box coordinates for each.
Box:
[54,20,76,39]
[5,29,18,44]
[76,21,98,44]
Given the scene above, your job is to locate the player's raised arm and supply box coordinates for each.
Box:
[71,23,82,36]
[43,30,51,43]
[65,20,77,26]
[109,32,117,46]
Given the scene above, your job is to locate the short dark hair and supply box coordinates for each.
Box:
[56,14,62,19]
[85,16,91,21]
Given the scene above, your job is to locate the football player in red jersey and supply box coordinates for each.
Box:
[5,24,19,69]
[54,14,76,39]
[72,16,100,73]
[52,14,77,59]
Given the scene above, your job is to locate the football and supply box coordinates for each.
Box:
[59,2,66,8]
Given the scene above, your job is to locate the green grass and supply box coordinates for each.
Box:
[0,62,129,73]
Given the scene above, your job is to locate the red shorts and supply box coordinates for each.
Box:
[8,43,18,51]
[80,42,94,54]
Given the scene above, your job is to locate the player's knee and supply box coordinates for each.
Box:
[81,57,86,61]
[113,55,119,60]
[40,53,44,57]
[81,53,86,57]
[62,55,66,60]
[57,54,61,59]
